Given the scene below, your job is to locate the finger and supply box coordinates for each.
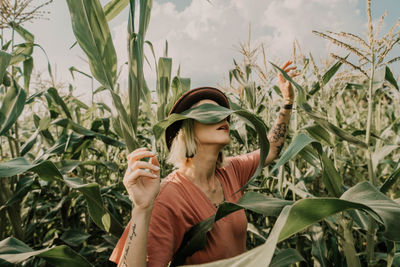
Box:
[127,147,148,160]
[129,150,156,164]
[130,160,160,173]
[289,72,300,78]
[124,169,158,186]
[281,60,292,70]
[150,156,161,176]
[284,66,297,72]
[278,73,286,83]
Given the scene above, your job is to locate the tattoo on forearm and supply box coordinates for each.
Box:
[276,143,284,154]
[270,123,287,143]
[122,223,137,266]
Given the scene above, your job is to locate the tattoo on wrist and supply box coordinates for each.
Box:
[122,223,137,266]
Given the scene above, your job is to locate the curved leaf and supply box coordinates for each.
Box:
[178,182,400,266]
[66,0,117,89]
[0,237,92,267]
[104,0,129,21]
[0,81,27,136]
[270,248,305,267]
[0,157,63,182]
[52,118,126,148]
[0,51,11,82]
[0,158,123,236]
[309,59,343,95]
[271,133,316,173]
[171,192,292,266]
[64,177,123,236]
[153,103,269,191]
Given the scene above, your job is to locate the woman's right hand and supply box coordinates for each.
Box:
[123,147,161,211]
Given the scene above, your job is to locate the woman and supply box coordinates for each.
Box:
[110,61,298,266]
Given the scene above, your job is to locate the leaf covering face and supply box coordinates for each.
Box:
[153,103,270,192]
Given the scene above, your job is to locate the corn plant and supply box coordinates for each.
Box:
[0,0,399,266]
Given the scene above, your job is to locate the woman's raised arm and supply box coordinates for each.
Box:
[265,60,298,165]
[118,148,161,267]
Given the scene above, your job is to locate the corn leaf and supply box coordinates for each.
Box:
[0,51,11,82]
[52,118,126,148]
[104,0,129,21]
[0,80,27,136]
[380,165,400,194]
[47,87,72,119]
[385,66,398,90]
[66,0,117,89]
[64,177,123,236]
[0,237,92,267]
[153,103,269,191]
[0,158,123,236]
[309,59,343,95]
[269,248,305,267]
[157,57,172,120]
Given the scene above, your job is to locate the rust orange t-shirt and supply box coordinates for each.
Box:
[110,149,260,266]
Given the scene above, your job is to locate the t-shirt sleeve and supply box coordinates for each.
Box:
[226,149,261,188]
[109,197,184,267]
[147,200,184,267]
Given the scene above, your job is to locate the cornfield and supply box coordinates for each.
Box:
[0,0,399,266]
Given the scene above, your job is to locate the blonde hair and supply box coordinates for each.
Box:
[167,119,227,169]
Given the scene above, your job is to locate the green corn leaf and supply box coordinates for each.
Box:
[177,182,400,266]
[309,59,344,95]
[66,0,117,89]
[271,133,342,197]
[20,129,39,156]
[1,176,40,209]
[157,57,172,120]
[9,22,34,42]
[153,103,269,191]
[303,110,367,148]
[271,133,317,173]
[340,182,400,241]
[104,0,129,21]
[64,177,123,236]
[9,43,33,65]
[47,87,72,119]
[385,66,398,90]
[109,90,139,151]
[0,158,123,236]
[172,192,293,266]
[138,0,152,38]
[0,157,63,181]
[310,224,329,267]
[0,237,92,267]
[60,229,91,247]
[0,51,11,82]
[22,57,33,91]
[269,248,305,267]
[0,81,26,136]
[304,124,333,146]
[320,153,343,197]
[52,118,126,148]
[380,165,400,194]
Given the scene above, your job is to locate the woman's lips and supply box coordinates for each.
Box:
[217,123,229,131]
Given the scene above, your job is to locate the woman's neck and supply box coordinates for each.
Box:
[179,144,220,188]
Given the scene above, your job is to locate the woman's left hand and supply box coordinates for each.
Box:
[277,60,299,102]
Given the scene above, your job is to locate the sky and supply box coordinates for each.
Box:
[9,0,400,105]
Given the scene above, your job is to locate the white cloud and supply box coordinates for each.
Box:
[110,0,366,93]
